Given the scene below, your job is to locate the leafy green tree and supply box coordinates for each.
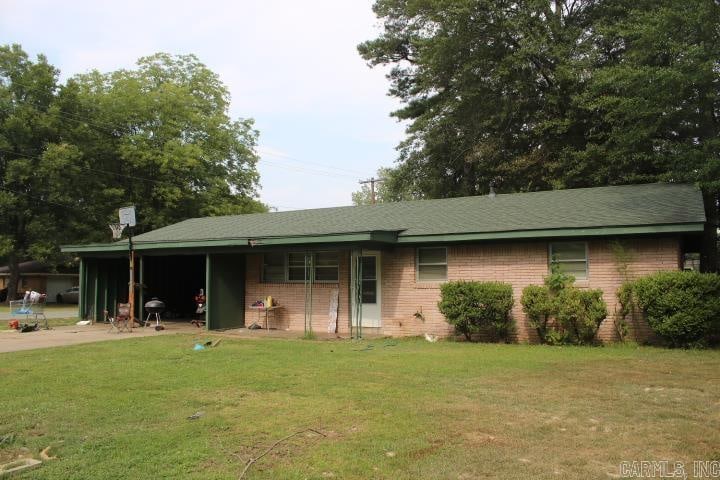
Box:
[66,52,265,231]
[0,46,264,302]
[360,0,720,270]
[0,45,77,301]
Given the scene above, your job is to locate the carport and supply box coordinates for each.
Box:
[72,244,246,330]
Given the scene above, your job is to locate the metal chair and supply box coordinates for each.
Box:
[106,303,131,333]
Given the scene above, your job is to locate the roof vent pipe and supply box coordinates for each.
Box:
[488,183,496,199]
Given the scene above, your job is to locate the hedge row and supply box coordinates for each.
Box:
[438,270,720,349]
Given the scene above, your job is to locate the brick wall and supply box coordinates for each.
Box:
[380,238,680,342]
[244,251,350,334]
[242,238,680,342]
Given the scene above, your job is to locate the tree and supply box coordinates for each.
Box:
[65,52,266,232]
[359,0,720,270]
[0,46,265,302]
[0,45,75,302]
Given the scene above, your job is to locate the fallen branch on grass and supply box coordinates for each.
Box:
[39,441,63,461]
[238,428,326,480]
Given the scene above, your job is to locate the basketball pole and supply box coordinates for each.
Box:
[128,228,134,332]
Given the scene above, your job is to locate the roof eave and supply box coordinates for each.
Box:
[396,223,706,244]
[61,230,400,254]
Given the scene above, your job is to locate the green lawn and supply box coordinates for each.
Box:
[0,337,718,479]
[1,317,79,331]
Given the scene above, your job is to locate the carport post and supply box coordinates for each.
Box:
[205,253,211,330]
[78,258,84,321]
[128,235,135,331]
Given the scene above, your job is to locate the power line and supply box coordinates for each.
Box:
[260,158,358,180]
[0,148,194,188]
[2,77,376,179]
[0,78,376,178]
[0,185,108,223]
[259,149,367,176]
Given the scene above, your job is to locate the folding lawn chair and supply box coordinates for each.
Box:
[106,303,131,333]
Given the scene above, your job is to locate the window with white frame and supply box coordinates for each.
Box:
[549,242,588,279]
[262,252,339,283]
[416,247,448,282]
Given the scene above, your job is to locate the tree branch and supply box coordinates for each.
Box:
[237,428,326,480]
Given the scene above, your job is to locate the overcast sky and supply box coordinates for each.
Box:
[0,0,406,210]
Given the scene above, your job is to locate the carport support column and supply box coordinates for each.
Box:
[78,258,85,321]
[138,256,144,322]
[205,253,211,331]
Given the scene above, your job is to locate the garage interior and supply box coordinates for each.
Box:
[141,254,205,321]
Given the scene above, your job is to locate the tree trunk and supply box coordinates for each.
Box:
[701,190,718,273]
[6,253,19,304]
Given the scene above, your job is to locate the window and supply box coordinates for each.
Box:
[315,252,340,282]
[287,252,306,281]
[360,256,377,303]
[262,252,285,282]
[417,247,447,282]
[261,252,339,283]
[549,242,588,279]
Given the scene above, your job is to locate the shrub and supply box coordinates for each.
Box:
[555,288,608,345]
[521,285,553,341]
[521,272,608,345]
[620,271,720,348]
[438,281,514,342]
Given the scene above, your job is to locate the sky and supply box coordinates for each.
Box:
[0,0,406,210]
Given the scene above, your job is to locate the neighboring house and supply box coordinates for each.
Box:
[62,183,706,342]
[0,261,79,302]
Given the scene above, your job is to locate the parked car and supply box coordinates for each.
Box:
[56,286,79,304]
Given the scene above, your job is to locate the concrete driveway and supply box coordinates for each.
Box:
[0,305,77,321]
[0,322,200,354]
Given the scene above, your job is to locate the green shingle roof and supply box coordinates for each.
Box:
[138,182,704,239]
[63,183,705,253]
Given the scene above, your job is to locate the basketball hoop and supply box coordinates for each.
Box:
[109,223,127,240]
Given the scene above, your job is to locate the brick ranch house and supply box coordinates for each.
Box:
[62,183,705,342]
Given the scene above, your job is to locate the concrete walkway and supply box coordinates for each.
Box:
[0,322,199,354]
[0,321,381,354]
[0,305,77,321]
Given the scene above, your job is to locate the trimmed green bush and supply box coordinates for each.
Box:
[620,271,720,348]
[438,281,514,342]
[521,285,554,341]
[555,288,608,345]
[521,272,608,345]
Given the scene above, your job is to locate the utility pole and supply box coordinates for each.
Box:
[359,177,385,205]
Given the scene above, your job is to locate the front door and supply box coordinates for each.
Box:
[360,254,381,328]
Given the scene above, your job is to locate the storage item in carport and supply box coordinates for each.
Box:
[144,298,165,329]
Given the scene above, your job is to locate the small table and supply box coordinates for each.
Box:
[249,305,282,329]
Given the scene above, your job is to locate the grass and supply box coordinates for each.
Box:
[1,304,78,330]
[0,336,718,479]
[1,318,79,331]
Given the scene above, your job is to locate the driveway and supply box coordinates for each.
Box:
[0,305,77,321]
[0,322,200,353]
